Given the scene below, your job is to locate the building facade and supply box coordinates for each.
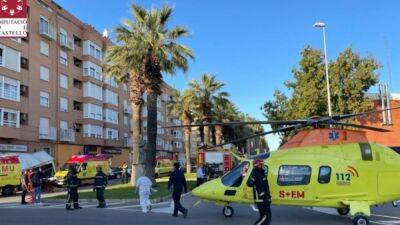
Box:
[0,0,132,168]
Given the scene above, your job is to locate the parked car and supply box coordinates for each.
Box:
[109,167,123,179]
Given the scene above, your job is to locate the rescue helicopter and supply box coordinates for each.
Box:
[164,107,400,225]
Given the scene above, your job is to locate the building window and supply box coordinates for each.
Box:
[83,103,103,120]
[83,82,103,101]
[59,74,68,89]
[278,165,311,186]
[103,89,118,106]
[0,75,20,101]
[83,40,102,60]
[0,108,20,128]
[59,97,68,112]
[20,57,28,70]
[83,124,103,138]
[40,66,49,82]
[40,91,49,108]
[59,50,67,65]
[83,61,102,81]
[40,41,49,56]
[60,120,68,131]
[103,108,118,124]
[105,128,118,140]
[104,76,117,87]
[0,44,21,72]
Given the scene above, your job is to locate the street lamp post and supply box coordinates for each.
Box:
[314,22,332,117]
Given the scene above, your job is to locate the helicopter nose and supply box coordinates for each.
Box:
[192,179,219,199]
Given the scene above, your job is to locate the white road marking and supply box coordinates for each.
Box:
[373,214,400,220]
[109,201,170,210]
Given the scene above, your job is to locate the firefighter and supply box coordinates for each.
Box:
[65,166,82,210]
[247,158,271,225]
[93,165,108,208]
[168,162,188,218]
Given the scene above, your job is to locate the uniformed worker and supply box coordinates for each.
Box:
[66,166,82,210]
[247,158,271,225]
[168,162,188,218]
[94,165,108,208]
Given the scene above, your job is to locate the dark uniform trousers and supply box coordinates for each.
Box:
[66,186,79,209]
[173,190,186,215]
[255,197,271,225]
[96,188,105,206]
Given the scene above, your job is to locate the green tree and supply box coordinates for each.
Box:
[188,74,229,145]
[167,90,194,172]
[262,46,380,142]
[106,4,194,180]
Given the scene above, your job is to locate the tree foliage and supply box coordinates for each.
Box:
[262,46,380,142]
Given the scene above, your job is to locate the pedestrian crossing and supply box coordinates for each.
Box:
[0,200,174,213]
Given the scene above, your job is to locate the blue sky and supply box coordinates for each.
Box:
[56,0,400,150]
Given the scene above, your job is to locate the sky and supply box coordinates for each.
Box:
[56,0,400,150]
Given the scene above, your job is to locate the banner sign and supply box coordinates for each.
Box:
[0,144,27,152]
[0,0,28,37]
[101,148,122,155]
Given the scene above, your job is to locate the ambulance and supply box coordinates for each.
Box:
[155,158,174,178]
[0,155,21,196]
[54,154,109,186]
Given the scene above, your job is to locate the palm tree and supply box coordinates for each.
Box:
[168,90,194,172]
[189,74,229,146]
[104,31,145,186]
[110,5,194,180]
[212,99,237,145]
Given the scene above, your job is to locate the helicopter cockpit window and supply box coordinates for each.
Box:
[221,162,250,187]
[278,165,311,186]
[359,143,373,161]
[318,166,331,184]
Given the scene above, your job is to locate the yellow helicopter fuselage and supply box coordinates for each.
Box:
[193,142,400,217]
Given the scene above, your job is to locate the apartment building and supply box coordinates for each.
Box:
[0,0,132,168]
[138,83,186,163]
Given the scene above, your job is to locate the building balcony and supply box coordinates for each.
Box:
[39,127,57,140]
[39,22,56,40]
[60,129,75,142]
[60,37,74,50]
[0,126,21,139]
[81,133,105,146]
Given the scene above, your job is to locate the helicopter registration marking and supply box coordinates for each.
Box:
[279,191,305,199]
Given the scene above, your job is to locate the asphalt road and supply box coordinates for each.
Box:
[0,194,399,225]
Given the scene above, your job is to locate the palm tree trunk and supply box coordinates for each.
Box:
[145,91,157,181]
[215,125,223,146]
[184,127,191,173]
[204,125,210,146]
[130,103,141,186]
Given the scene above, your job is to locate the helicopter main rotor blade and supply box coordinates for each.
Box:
[333,106,400,121]
[205,124,307,150]
[162,120,307,129]
[332,122,391,132]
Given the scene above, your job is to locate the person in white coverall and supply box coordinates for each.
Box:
[136,175,153,213]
